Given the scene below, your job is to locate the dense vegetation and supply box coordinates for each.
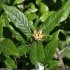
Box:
[0,0,70,70]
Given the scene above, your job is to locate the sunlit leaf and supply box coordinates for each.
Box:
[17,45,30,56]
[14,0,24,4]
[29,42,45,65]
[5,56,17,68]
[44,31,60,63]
[0,39,19,56]
[40,0,70,34]
[2,5,32,37]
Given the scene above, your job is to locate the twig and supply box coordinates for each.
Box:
[54,46,70,59]
[61,46,70,53]
[56,48,65,70]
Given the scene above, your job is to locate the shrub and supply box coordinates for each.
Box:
[0,0,70,70]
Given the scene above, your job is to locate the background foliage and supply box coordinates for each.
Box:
[0,0,70,70]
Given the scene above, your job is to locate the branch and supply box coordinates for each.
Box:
[56,48,65,70]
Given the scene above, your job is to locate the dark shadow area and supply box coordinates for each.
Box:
[3,27,12,39]
[63,58,70,66]
[9,22,27,41]
[44,0,62,11]
[17,55,34,70]
[3,27,21,46]
[59,32,66,41]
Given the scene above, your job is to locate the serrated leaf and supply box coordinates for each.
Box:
[44,31,59,63]
[17,45,30,56]
[5,56,17,68]
[0,39,19,56]
[40,0,70,34]
[29,42,45,65]
[2,5,32,37]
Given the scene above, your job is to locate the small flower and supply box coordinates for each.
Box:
[33,29,43,41]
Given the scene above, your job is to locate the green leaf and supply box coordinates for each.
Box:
[36,0,42,5]
[40,0,70,34]
[0,17,4,38]
[24,12,38,21]
[44,31,59,63]
[5,56,17,68]
[2,5,32,37]
[14,0,24,5]
[17,45,30,56]
[9,25,25,44]
[24,3,38,21]
[0,0,10,5]
[0,40,4,54]
[53,0,57,3]
[0,39,19,56]
[0,13,8,38]
[63,48,70,59]
[29,41,45,65]
[0,0,10,13]
[27,3,38,13]
[48,60,59,70]
[60,36,70,59]
[39,2,49,15]
[39,2,49,22]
